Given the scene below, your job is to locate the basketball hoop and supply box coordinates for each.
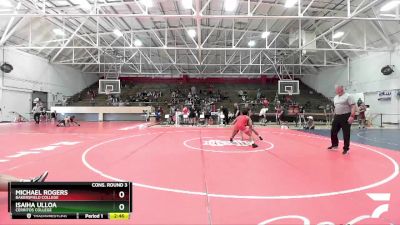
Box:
[105,89,111,95]
[287,90,293,96]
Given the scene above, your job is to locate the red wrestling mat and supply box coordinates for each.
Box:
[0,122,399,225]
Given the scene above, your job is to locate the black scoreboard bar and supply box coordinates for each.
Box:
[8,182,132,220]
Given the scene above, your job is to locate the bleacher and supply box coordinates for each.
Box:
[68,80,332,118]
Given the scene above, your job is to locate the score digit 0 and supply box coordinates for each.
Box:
[119,191,125,198]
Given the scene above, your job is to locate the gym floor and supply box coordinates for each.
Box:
[0,122,399,225]
[304,128,400,151]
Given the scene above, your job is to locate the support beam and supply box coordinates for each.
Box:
[195,0,202,63]
[0,2,23,46]
[322,35,347,64]
[251,0,263,15]
[302,0,315,16]
[3,46,391,52]
[283,0,381,66]
[369,21,393,49]
[50,12,94,62]
[2,14,400,21]
[0,18,25,46]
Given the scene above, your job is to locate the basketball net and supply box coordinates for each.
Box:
[105,89,111,95]
[287,90,293,96]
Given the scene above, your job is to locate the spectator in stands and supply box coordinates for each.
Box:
[87,89,91,98]
[204,105,211,125]
[357,98,363,107]
[155,107,163,122]
[169,105,176,117]
[275,101,283,125]
[191,86,196,95]
[285,95,294,105]
[88,89,96,99]
[62,97,68,106]
[208,86,213,95]
[279,104,290,128]
[189,106,197,125]
[259,107,268,125]
[50,110,57,122]
[234,103,240,118]
[262,99,270,108]
[220,106,229,125]
[298,106,305,127]
[182,106,189,124]
[39,105,46,122]
[256,89,261,100]
[258,99,269,124]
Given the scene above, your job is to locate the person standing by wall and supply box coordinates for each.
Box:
[358,103,367,129]
[32,103,41,124]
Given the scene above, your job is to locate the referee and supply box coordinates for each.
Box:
[328,85,356,155]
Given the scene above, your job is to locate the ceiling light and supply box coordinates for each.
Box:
[53,28,66,36]
[380,1,400,12]
[248,40,256,47]
[134,39,143,47]
[285,0,297,8]
[380,13,398,17]
[328,41,353,46]
[0,0,13,7]
[187,29,196,38]
[224,0,238,12]
[262,31,271,38]
[80,2,91,10]
[332,31,344,39]
[140,0,153,8]
[113,29,123,37]
[70,0,91,9]
[182,0,192,9]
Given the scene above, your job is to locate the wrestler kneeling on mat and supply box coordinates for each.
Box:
[229,109,258,148]
[57,115,80,127]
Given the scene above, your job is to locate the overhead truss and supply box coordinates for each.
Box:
[0,0,397,77]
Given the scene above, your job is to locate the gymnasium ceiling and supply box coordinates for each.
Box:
[0,0,400,78]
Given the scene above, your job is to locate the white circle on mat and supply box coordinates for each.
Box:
[82,131,399,200]
[183,136,274,153]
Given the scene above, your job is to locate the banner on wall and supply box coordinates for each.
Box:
[377,90,392,101]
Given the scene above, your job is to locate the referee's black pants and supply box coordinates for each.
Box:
[331,113,351,150]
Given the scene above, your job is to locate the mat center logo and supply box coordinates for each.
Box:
[203,140,252,147]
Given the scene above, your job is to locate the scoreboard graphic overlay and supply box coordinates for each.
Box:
[8,182,132,220]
